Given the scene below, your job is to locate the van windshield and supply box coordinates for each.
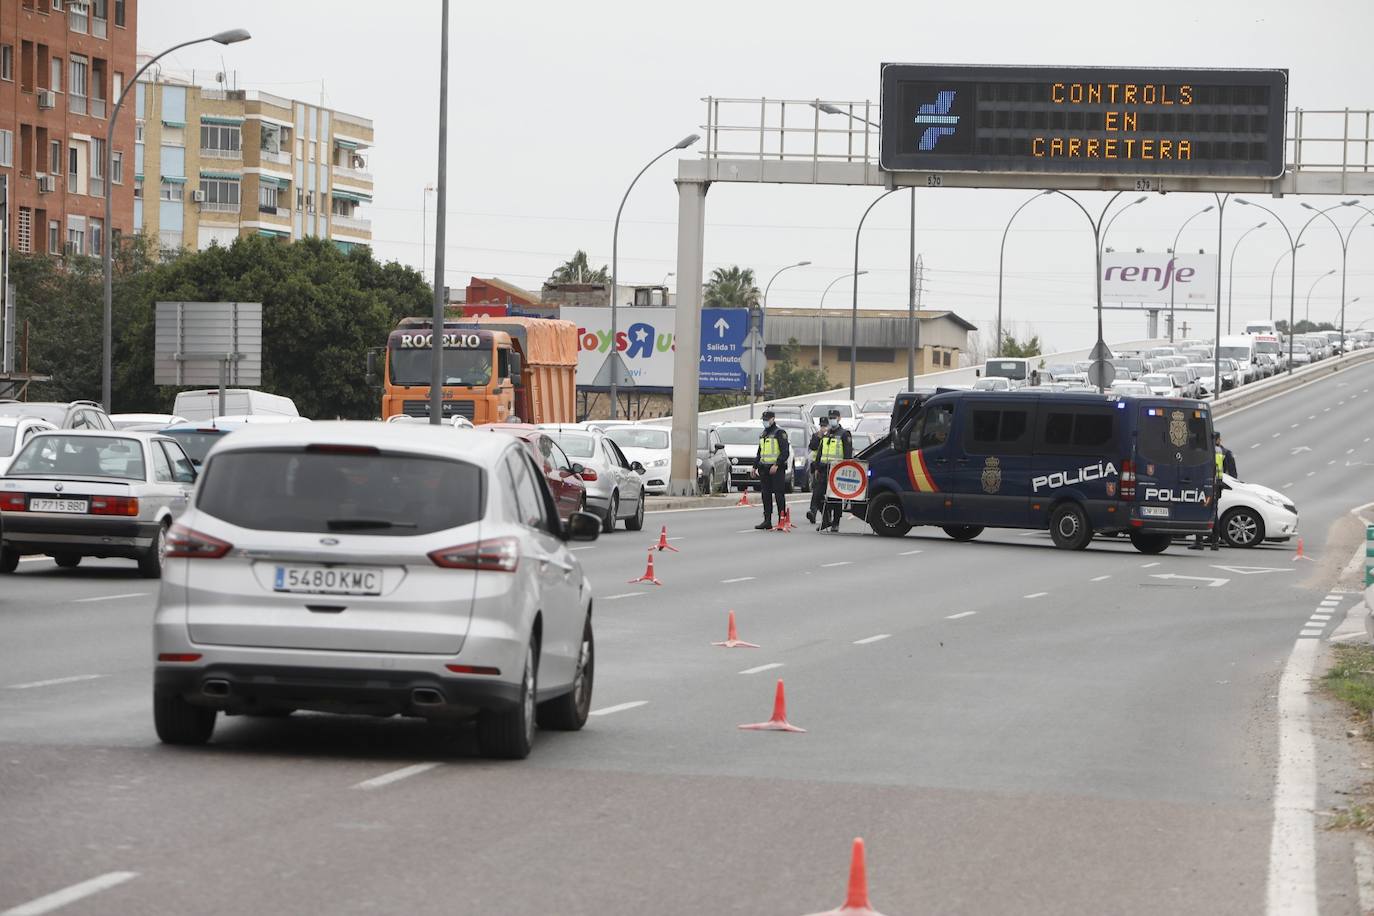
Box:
[198,449,484,535]
[1217,346,1251,360]
[715,426,762,445]
[984,360,1028,381]
[1138,406,1212,467]
[1254,340,1281,354]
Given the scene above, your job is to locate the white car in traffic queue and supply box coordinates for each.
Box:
[538,424,648,533]
[1216,473,1299,548]
[151,423,601,760]
[0,415,58,476]
[603,425,672,495]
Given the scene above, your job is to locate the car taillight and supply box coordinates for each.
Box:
[578,468,598,481]
[0,493,27,511]
[1119,459,1136,501]
[90,496,139,516]
[157,653,203,662]
[164,524,232,559]
[429,537,519,572]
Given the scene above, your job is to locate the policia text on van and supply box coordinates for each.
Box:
[856,391,1216,553]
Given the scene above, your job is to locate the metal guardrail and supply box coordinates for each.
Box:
[701,98,1374,178]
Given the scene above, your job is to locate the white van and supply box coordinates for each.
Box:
[1244,319,1278,336]
[1217,336,1258,384]
[172,389,301,423]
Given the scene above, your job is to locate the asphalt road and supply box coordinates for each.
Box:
[2,362,1373,915]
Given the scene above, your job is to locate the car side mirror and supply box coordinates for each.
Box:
[563,510,601,542]
[631,461,646,474]
[713,443,724,452]
[975,368,982,377]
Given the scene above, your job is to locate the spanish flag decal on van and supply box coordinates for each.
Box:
[906,449,940,493]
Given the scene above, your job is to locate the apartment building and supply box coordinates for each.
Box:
[0,0,138,256]
[135,76,372,253]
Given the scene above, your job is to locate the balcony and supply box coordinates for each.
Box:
[70,93,86,116]
[200,147,242,160]
[200,201,239,214]
[331,214,371,236]
[90,177,104,198]
[260,148,290,166]
[90,97,106,119]
[91,17,107,39]
[332,164,373,185]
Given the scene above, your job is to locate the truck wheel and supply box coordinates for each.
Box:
[1129,531,1171,554]
[867,492,911,538]
[1049,503,1092,551]
[602,494,618,534]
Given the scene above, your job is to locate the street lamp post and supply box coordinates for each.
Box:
[850,189,901,399]
[1300,200,1370,350]
[996,190,1054,358]
[101,27,251,413]
[753,260,811,417]
[1305,269,1336,323]
[420,184,434,283]
[428,2,449,425]
[1167,205,1214,343]
[608,133,700,420]
[1268,244,1303,320]
[1226,221,1266,334]
[818,270,865,374]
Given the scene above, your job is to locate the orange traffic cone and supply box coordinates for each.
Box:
[735,490,752,508]
[774,508,793,533]
[628,548,663,586]
[803,838,888,916]
[739,679,806,733]
[1293,537,1313,562]
[652,525,679,552]
[712,610,760,649]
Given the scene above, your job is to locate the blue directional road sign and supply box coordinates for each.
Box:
[698,308,756,390]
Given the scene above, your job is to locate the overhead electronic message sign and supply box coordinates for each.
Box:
[880,65,1287,178]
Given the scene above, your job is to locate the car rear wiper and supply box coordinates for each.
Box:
[324,518,418,531]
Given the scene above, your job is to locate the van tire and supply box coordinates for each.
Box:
[1129,531,1171,554]
[1049,503,1092,550]
[867,492,911,538]
[53,553,81,569]
[153,692,217,745]
[942,525,983,542]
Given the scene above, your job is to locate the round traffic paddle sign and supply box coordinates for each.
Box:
[827,459,869,502]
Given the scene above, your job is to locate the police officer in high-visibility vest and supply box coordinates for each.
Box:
[1192,431,1233,551]
[819,408,853,532]
[807,416,843,525]
[752,409,791,530]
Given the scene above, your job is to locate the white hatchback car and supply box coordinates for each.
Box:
[152,422,601,759]
[1217,474,1298,548]
[0,415,57,476]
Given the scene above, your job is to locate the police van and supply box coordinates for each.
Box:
[858,391,1216,553]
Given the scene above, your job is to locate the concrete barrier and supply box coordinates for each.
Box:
[1211,346,1374,418]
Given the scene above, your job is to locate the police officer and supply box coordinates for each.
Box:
[819,408,853,531]
[805,416,830,525]
[752,409,790,530]
[1191,431,1233,551]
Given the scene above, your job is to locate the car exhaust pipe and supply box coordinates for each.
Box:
[411,688,445,707]
[202,679,231,698]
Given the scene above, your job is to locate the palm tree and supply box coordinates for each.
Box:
[704,266,760,309]
[546,250,610,285]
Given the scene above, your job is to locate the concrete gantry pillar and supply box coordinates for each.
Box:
[668,177,709,496]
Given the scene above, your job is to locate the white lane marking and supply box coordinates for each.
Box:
[739,662,784,675]
[589,700,647,717]
[1250,443,1261,449]
[1308,415,1317,420]
[899,549,924,556]
[721,576,756,584]
[1140,562,1161,569]
[1023,592,1048,599]
[945,611,978,620]
[821,561,852,568]
[72,592,149,604]
[1091,575,1111,582]
[353,762,440,791]
[1291,423,1299,429]
[1306,471,1315,477]
[853,633,893,644]
[1299,629,1324,637]
[1266,636,1320,915]
[6,674,108,690]
[0,871,139,916]
[1328,460,1336,465]
[1272,432,1281,438]
[1366,437,1371,443]
[1283,482,1293,489]
[1348,448,1356,455]
[568,546,596,552]
[1324,407,1331,412]
[602,592,646,601]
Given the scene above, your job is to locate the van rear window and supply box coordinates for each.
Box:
[198,449,484,535]
[1138,407,1211,466]
[1041,410,1115,452]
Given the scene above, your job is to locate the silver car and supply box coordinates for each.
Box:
[0,430,197,576]
[151,422,600,759]
[539,424,647,533]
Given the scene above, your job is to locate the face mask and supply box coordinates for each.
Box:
[765,420,775,429]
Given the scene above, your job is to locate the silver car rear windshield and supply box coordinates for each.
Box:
[198,448,484,535]
[606,428,668,450]
[547,431,596,459]
[8,435,146,480]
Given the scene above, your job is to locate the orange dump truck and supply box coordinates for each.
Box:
[373,316,578,424]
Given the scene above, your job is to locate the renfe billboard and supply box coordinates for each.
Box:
[1100,253,1215,304]
[563,306,754,391]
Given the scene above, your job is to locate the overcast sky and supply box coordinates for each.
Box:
[141,0,1374,351]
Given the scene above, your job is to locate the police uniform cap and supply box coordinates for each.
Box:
[761,409,775,420]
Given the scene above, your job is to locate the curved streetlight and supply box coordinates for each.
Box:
[749,260,811,416]
[849,189,902,398]
[1166,205,1214,342]
[818,270,866,371]
[1305,269,1336,323]
[608,133,699,419]
[1268,244,1304,320]
[1300,199,1369,350]
[101,28,252,413]
[996,190,1054,358]
[1225,221,1266,334]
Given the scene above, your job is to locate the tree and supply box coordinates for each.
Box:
[704,266,760,310]
[546,250,609,285]
[1277,319,1335,335]
[998,331,1043,358]
[764,338,829,399]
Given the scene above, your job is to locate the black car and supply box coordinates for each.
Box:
[696,427,730,494]
[776,421,812,491]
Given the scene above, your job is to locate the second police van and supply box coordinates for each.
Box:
[857,391,1217,553]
